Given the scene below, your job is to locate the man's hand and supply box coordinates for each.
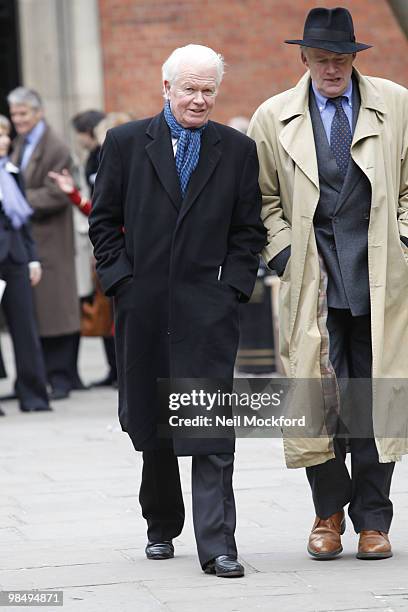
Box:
[29,261,42,286]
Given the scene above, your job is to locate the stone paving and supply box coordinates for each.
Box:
[0,334,407,612]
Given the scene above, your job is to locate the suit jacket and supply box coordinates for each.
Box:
[310,82,372,315]
[11,124,80,336]
[0,164,37,264]
[89,112,266,454]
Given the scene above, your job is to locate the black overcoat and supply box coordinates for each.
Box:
[89,112,266,455]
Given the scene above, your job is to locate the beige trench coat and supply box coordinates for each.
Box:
[12,125,80,337]
[248,69,408,468]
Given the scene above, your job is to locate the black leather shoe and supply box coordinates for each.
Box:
[49,389,70,401]
[204,555,245,578]
[20,405,53,412]
[145,541,174,560]
[0,407,5,416]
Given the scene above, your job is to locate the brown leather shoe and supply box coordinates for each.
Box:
[357,530,392,560]
[307,510,345,559]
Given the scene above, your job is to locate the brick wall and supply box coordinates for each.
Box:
[98,0,408,123]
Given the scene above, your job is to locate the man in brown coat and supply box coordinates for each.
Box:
[8,88,80,400]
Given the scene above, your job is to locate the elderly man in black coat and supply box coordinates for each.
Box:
[89,44,266,577]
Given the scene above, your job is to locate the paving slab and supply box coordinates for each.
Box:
[0,333,407,611]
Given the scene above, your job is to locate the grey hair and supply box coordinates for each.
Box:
[0,114,11,133]
[7,87,43,110]
[162,44,225,88]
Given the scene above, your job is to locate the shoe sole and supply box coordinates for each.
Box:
[307,545,343,560]
[204,566,245,578]
[356,551,393,560]
[307,518,346,560]
[146,552,174,560]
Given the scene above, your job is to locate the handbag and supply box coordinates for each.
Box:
[80,272,113,337]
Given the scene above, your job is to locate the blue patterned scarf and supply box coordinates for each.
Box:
[163,101,207,197]
[0,157,33,229]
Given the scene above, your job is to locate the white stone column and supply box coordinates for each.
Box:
[17,0,104,143]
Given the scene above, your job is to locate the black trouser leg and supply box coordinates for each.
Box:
[349,437,395,533]
[1,261,49,410]
[192,453,237,568]
[306,436,352,518]
[41,333,77,393]
[306,309,352,517]
[306,308,395,532]
[346,315,395,532]
[139,448,185,543]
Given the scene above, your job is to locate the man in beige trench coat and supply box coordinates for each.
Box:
[248,7,408,560]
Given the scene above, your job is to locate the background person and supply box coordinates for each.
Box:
[49,112,133,388]
[8,87,80,401]
[0,114,50,413]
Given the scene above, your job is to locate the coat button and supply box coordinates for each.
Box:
[333,217,339,224]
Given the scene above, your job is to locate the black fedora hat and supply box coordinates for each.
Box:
[285,7,372,54]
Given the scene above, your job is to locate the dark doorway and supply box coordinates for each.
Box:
[0,0,21,118]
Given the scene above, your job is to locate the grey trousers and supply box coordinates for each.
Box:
[138,447,237,567]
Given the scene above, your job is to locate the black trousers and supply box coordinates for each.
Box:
[306,308,395,533]
[0,260,49,410]
[137,446,237,568]
[41,333,78,394]
[103,335,117,380]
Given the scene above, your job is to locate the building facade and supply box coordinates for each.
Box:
[6,0,408,138]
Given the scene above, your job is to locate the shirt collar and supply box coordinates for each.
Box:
[312,79,353,111]
[26,119,46,145]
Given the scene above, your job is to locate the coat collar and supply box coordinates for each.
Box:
[145,112,221,218]
[145,112,182,210]
[278,68,385,194]
[278,68,386,122]
[278,72,319,190]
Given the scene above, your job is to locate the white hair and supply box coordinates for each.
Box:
[7,87,43,110]
[162,44,225,87]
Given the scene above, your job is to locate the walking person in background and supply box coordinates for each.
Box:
[69,110,106,390]
[0,114,50,414]
[50,112,133,388]
[89,44,265,576]
[8,87,80,401]
[248,6,408,561]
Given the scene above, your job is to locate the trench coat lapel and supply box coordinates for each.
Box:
[278,73,320,334]
[278,72,319,201]
[177,121,221,226]
[145,113,183,211]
